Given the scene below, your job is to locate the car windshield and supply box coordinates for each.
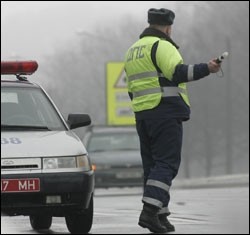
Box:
[87,132,140,152]
[1,86,66,131]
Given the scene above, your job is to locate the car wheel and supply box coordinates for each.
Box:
[65,195,93,234]
[29,215,52,230]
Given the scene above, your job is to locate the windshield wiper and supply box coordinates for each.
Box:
[1,124,51,131]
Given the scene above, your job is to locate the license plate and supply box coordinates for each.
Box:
[1,178,40,193]
[116,172,142,179]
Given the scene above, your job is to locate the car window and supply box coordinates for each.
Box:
[1,87,66,130]
[87,132,140,152]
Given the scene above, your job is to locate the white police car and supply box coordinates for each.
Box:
[1,61,94,234]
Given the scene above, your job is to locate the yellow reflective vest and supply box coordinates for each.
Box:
[125,36,190,112]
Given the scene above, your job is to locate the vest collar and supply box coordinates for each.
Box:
[139,27,179,49]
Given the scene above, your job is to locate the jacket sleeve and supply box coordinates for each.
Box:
[172,63,210,84]
[156,40,210,85]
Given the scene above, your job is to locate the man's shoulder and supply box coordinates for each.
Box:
[156,40,182,60]
[158,39,177,50]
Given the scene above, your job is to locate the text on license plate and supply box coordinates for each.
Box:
[1,178,40,193]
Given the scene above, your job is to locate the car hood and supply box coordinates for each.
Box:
[89,150,142,166]
[1,131,86,158]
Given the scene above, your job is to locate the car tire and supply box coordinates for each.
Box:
[29,215,52,230]
[65,195,93,234]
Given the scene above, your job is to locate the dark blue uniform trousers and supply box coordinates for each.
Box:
[136,118,183,212]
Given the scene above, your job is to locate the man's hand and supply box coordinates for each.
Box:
[208,59,221,73]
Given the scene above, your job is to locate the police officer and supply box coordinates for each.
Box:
[124,8,221,233]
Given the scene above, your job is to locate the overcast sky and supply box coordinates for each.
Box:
[1,1,181,60]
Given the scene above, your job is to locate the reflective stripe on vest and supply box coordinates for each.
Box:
[128,71,164,82]
[133,86,186,98]
[128,71,186,99]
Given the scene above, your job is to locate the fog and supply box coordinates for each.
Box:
[1,1,249,179]
[1,1,171,59]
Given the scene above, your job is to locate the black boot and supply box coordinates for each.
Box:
[159,213,175,232]
[138,204,167,233]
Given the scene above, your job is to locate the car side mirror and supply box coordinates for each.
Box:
[67,114,91,129]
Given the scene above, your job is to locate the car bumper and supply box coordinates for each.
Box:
[1,171,94,216]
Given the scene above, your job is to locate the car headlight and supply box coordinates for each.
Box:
[76,155,91,170]
[43,155,91,171]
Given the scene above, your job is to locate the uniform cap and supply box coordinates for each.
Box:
[148,8,175,25]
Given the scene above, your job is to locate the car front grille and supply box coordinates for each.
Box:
[1,164,39,169]
[1,158,42,172]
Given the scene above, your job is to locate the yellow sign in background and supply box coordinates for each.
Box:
[106,62,135,125]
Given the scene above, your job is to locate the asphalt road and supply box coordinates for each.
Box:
[1,186,249,234]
